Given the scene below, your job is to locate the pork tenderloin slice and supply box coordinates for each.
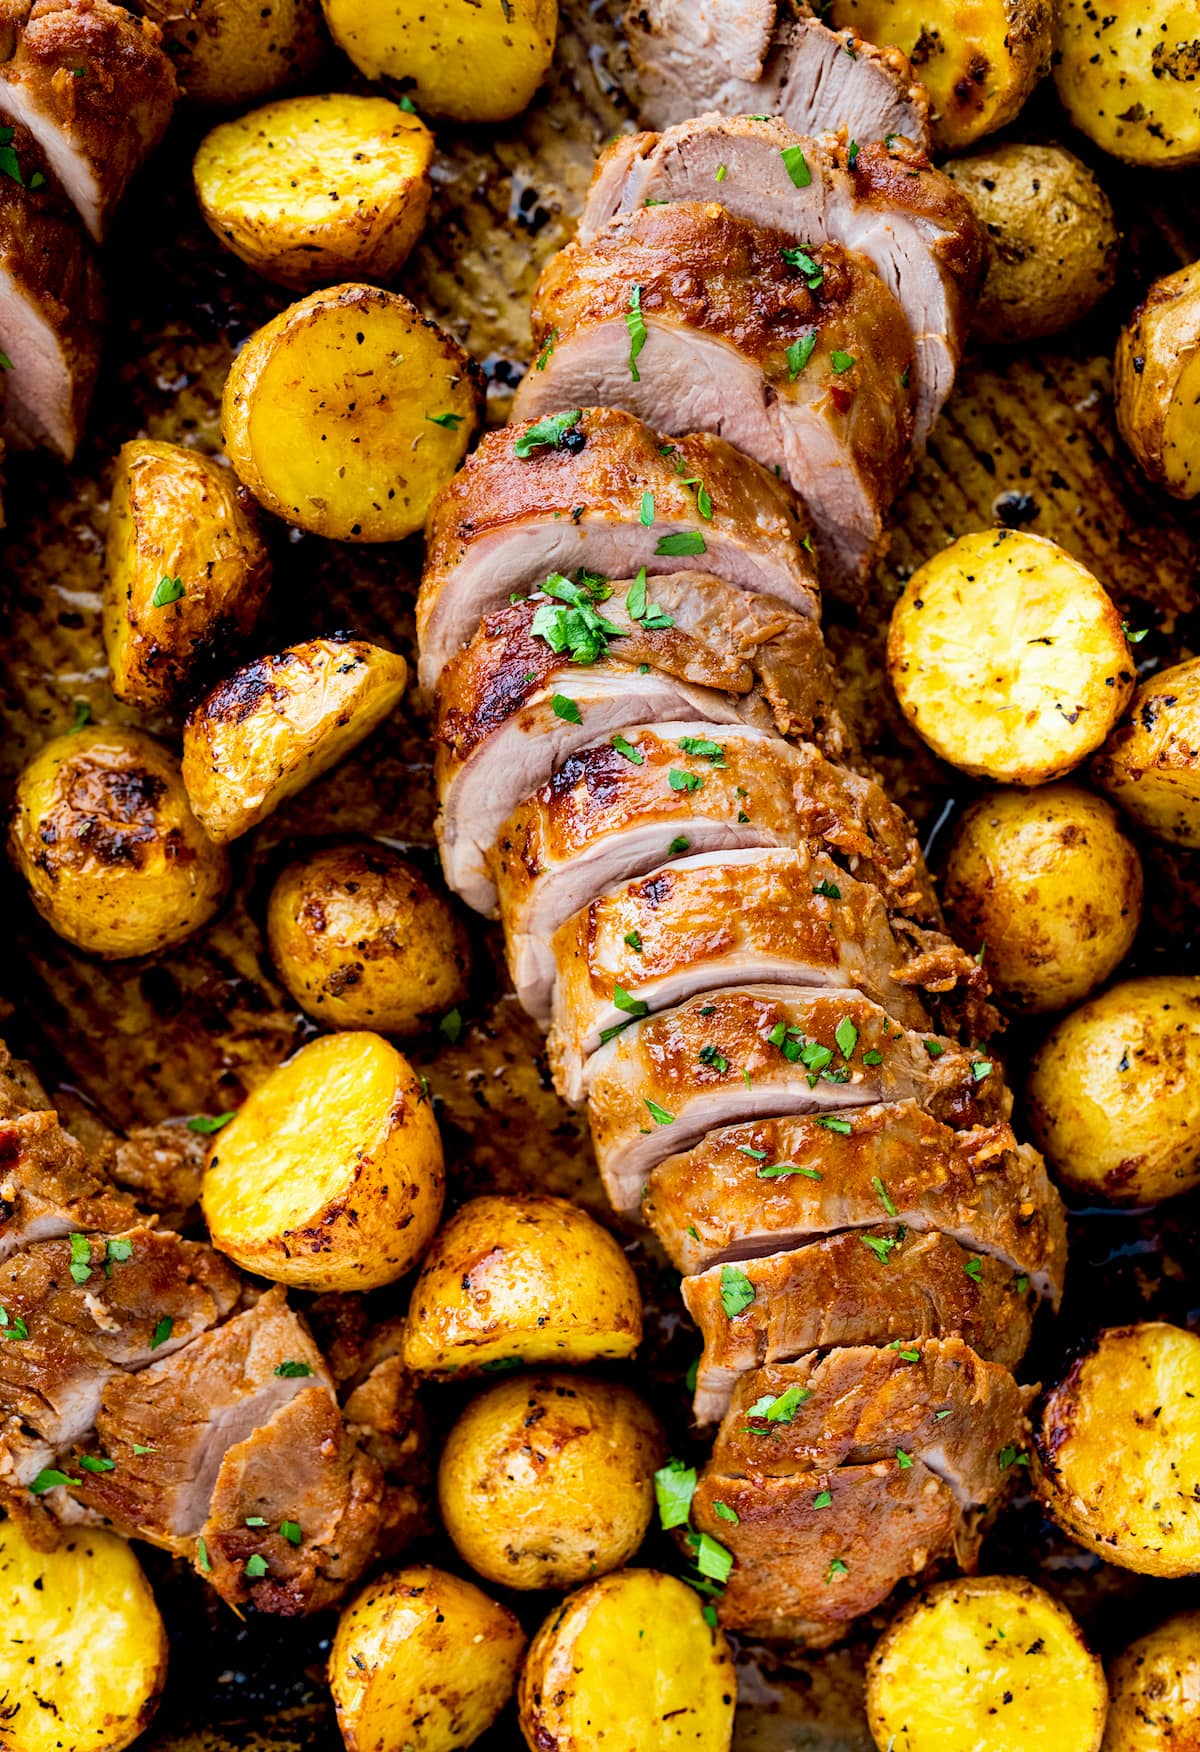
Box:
[548,847,934,1102]
[586,985,1004,1212]
[644,1100,1065,1295]
[515,206,916,594]
[417,407,818,687]
[0,1044,52,1118]
[0,1109,140,1262]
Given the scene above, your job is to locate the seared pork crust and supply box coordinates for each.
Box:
[0,1107,140,1259]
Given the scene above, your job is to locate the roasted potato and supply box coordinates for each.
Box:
[267,839,470,1034]
[221,282,483,542]
[1094,656,1200,844]
[866,1575,1108,1752]
[1033,1322,1200,1578]
[945,144,1119,344]
[1115,261,1200,499]
[943,783,1142,1013]
[1027,975,1200,1205]
[401,1193,643,1376]
[104,439,271,710]
[0,1516,168,1752]
[181,636,407,843]
[330,1562,526,1752]
[140,0,327,108]
[193,94,434,290]
[519,1569,737,1752]
[1054,0,1200,166]
[8,725,229,959]
[202,1029,444,1290]
[321,0,558,124]
[437,1371,665,1590]
[888,530,1135,784]
[1103,1611,1200,1751]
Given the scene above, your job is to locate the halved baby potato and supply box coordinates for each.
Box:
[519,1569,737,1752]
[888,530,1134,784]
[1033,1322,1200,1579]
[0,1517,168,1752]
[221,282,483,542]
[401,1193,643,1376]
[1054,0,1200,167]
[1103,1611,1200,1751]
[194,94,434,290]
[1115,261,1200,500]
[1094,656,1200,845]
[866,1575,1107,1752]
[202,1029,444,1290]
[140,0,327,108]
[181,636,407,843]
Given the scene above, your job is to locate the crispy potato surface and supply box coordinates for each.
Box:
[140,0,326,107]
[1033,1322,1200,1578]
[104,439,270,710]
[194,94,434,290]
[202,1030,444,1290]
[330,1563,525,1752]
[267,840,470,1034]
[8,725,228,959]
[181,636,407,843]
[1094,656,1200,844]
[888,530,1134,784]
[437,1372,665,1590]
[1103,1611,1200,1751]
[943,784,1142,1013]
[519,1569,736,1752]
[866,1575,1107,1752]
[401,1193,643,1376]
[1115,261,1200,499]
[1027,975,1200,1204]
[321,0,558,123]
[0,1518,167,1752]
[1054,0,1200,166]
[221,282,483,542]
[945,144,1119,344]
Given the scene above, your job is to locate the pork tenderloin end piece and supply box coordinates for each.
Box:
[0,1107,140,1261]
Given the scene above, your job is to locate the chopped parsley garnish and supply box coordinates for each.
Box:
[964,1256,983,1281]
[668,768,702,793]
[534,328,558,371]
[972,1060,993,1081]
[197,1537,212,1572]
[640,490,655,525]
[0,351,11,370]
[719,1264,755,1318]
[30,1469,77,1494]
[425,411,464,429]
[69,699,91,732]
[815,1116,852,1135]
[687,1530,733,1584]
[698,1043,730,1073]
[715,163,727,182]
[862,1049,883,1066]
[738,1144,767,1160]
[1123,622,1149,644]
[275,1360,314,1378]
[245,1554,269,1579]
[781,144,811,187]
[624,929,643,952]
[999,1445,1028,1470]
[480,1355,523,1372]
[889,1342,920,1362]
[645,1098,675,1125]
[780,246,823,290]
[830,351,856,374]
[280,1520,302,1545]
[151,575,184,607]
[826,1557,849,1582]
[69,1232,92,1285]
[187,1111,234,1134]
[0,1307,28,1341]
[627,285,647,380]
[151,1316,173,1350]
[624,566,674,628]
[611,733,644,764]
[848,138,860,168]
[514,409,583,457]
[896,1448,913,1470]
[812,878,840,899]
[105,1237,133,1275]
[862,1234,901,1264]
[786,333,817,381]
[1015,1275,1029,1295]
[551,693,581,724]
[873,1176,898,1217]
[923,1038,946,1058]
[245,1517,267,1527]
[745,1385,811,1426]
[814,1488,833,1508]
[834,1016,858,1059]
[678,736,724,764]
[757,1160,822,1179]
[654,1456,697,1529]
[655,530,706,557]
[712,1500,739,1524]
[531,572,623,664]
[440,1007,463,1044]
[79,1455,115,1473]
[0,127,23,185]
[668,836,690,855]
[612,983,648,1020]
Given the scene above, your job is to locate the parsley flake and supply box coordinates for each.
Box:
[627,285,648,380]
[551,693,582,724]
[152,575,184,607]
[514,409,583,457]
[719,1264,755,1318]
[654,1456,697,1529]
[781,144,811,188]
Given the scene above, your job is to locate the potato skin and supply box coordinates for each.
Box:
[401,1193,643,1376]
[945,144,1119,345]
[104,439,271,709]
[1032,1322,1200,1579]
[1094,656,1200,845]
[330,1563,525,1752]
[943,784,1141,1014]
[1115,262,1200,499]
[267,840,470,1034]
[1103,1611,1200,1751]
[1027,975,1200,1205]
[194,94,434,290]
[437,1371,666,1590]
[1053,0,1200,167]
[140,0,327,107]
[8,725,229,959]
[202,1030,444,1291]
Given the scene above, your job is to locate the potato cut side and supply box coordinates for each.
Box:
[887,530,1134,784]
[194,94,434,290]
[1094,655,1200,846]
[867,1575,1107,1752]
[1103,1611,1200,1751]
[0,1518,167,1752]
[221,283,483,541]
[1033,1321,1200,1578]
[202,1030,444,1290]
[1054,0,1200,166]
[1115,261,1200,500]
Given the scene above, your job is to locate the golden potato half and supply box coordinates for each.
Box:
[202,1030,444,1290]
[0,1518,167,1752]
[437,1371,666,1589]
[943,784,1142,1013]
[1054,0,1200,167]
[181,636,407,843]
[8,725,229,959]
[1027,975,1200,1205]
[140,0,327,107]
[402,1193,643,1375]
[1094,655,1200,845]
[194,94,434,290]
[866,1575,1107,1752]
[1033,1322,1200,1579]
[221,282,483,542]
[321,0,559,123]
[1104,1611,1200,1751]
[519,1569,736,1752]
[888,530,1134,784]
[330,1563,525,1752]
[267,839,470,1034]
[1115,261,1200,500]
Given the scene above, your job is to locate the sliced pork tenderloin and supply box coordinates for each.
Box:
[515,204,916,593]
[418,408,819,687]
[0,1108,139,1261]
[0,1044,52,1118]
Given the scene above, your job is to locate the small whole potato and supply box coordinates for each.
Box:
[1115,261,1200,499]
[1094,656,1200,845]
[1103,1611,1200,1750]
[141,0,327,108]
[943,784,1142,1013]
[267,840,469,1034]
[1027,974,1200,1204]
[8,725,229,959]
[437,1372,666,1590]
